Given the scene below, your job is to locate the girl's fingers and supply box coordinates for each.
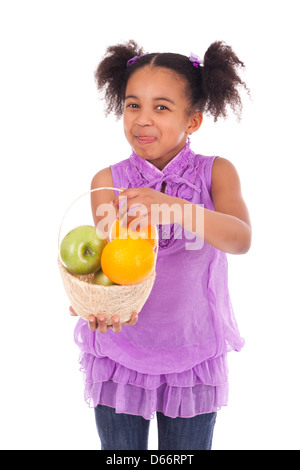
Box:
[127,215,148,232]
[88,315,97,331]
[126,312,138,326]
[87,313,137,334]
[96,314,109,334]
[69,306,78,316]
[111,316,122,334]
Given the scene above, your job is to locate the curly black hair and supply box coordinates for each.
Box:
[95,39,249,122]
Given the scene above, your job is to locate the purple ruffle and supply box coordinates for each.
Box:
[126,139,204,203]
[77,351,229,419]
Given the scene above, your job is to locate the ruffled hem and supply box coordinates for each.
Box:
[80,352,228,388]
[84,380,228,420]
[77,352,229,420]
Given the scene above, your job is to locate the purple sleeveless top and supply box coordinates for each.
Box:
[74,140,244,419]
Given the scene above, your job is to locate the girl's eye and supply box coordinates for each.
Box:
[127,103,139,109]
[157,105,168,111]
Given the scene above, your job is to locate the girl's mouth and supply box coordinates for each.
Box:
[136,136,157,145]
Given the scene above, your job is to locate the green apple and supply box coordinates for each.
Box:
[60,225,107,275]
[94,270,116,286]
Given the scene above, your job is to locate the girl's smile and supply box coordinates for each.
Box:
[123,66,202,170]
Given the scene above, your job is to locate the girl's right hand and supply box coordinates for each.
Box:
[69,306,138,334]
[89,312,139,334]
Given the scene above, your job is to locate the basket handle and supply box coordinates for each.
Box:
[58,186,124,250]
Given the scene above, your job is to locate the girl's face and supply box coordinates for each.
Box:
[123,66,202,170]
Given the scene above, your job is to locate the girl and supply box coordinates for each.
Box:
[72,40,251,450]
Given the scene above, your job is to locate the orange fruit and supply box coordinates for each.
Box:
[135,224,158,249]
[101,237,156,285]
[110,219,158,249]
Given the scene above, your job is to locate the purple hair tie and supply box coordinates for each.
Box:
[127,52,149,68]
[189,53,204,68]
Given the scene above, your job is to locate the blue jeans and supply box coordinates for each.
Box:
[94,405,217,450]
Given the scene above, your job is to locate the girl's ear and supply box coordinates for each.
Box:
[187,112,203,135]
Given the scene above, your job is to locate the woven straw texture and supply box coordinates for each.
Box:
[58,257,156,325]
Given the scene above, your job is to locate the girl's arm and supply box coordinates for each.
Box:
[113,158,251,255]
[177,157,252,254]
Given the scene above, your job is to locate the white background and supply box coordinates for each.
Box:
[1,0,299,450]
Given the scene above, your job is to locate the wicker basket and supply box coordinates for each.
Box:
[58,187,157,325]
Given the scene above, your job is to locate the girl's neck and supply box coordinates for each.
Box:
[145,138,191,171]
[130,138,193,175]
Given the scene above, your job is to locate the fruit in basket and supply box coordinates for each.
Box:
[94,269,116,286]
[110,219,129,240]
[60,225,107,275]
[110,219,158,249]
[101,237,155,285]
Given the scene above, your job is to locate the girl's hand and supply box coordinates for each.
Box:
[88,312,139,334]
[69,306,78,316]
[112,187,178,229]
[69,306,138,334]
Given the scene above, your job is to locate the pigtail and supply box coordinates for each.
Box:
[94,39,249,121]
[94,40,144,117]
[202,41,249,121]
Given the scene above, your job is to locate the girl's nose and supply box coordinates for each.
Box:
[135,110,154,126]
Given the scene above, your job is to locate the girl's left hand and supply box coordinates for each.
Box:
[69,306,138,333]
[112,187,177,229]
